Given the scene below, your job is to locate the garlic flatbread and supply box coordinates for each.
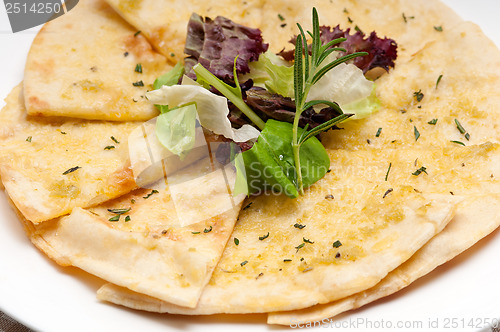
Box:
[0,84,137,223]
[24,0,170,121]
[104,0,264,63]
[259,0,461,59]
[324,21,500,150]
[96,184,455,313]
[268,194,500,324]
[21,166,244,308]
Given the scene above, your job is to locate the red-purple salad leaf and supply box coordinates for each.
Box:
[184,13,269,83]
[279,25,397,73]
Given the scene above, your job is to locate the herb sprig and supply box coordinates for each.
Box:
[291,8,367,194]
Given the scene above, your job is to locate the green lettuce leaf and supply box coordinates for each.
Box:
[155,104,197,159]
[234,119,330,198]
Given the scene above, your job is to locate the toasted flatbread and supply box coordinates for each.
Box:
[20,162,244,308]
[96,141,500,313]
[0,84,137,223]
[268,194,500,324]
[323,21,500,150]
[259,0,461,59]
[23,0,170,121]
[104,0,265,63]
[96,176,456,313]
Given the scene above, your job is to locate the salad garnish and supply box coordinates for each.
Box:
[147,7,398,198]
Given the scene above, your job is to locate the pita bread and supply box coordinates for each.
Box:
[96,177,456,313]
[259,0,461,59]
[20,161,244,307]
[24,0,170,121]
[323,21,500,150]
[0,84,137,223]
[268,194,500,324]
[104,0,265,63]
[95,140,500,313]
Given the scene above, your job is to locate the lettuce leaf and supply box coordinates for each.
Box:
[279,25,397,74]
[342,85,380,120]
[184,13,268,83]
[146,79,260,143]
[306,60,374,107]
[155,104,197,158]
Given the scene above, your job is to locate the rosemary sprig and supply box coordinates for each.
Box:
[292,8,367,194]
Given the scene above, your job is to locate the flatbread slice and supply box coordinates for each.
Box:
[96,184,456,313]
[267,194,500,324]
[104,0,264,63]
[24,0,170,121]
[0,84,137,223]
[260,0,461,59]
[95,141,500,314]
[323,21,500,150]
[20,162,244,308]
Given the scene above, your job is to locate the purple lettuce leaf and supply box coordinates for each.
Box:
[184,13,269,83]
[279,25,397,73]
[227,86,342,132]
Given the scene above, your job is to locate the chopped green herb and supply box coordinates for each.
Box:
[303,237,314,244]
[332,240,342,248]
[107,208,131,215]
[63,166,81,175]
[104,145,115,150]
[60,131,67,134]
[436,74,443,88]
[259,232,270,240]
[402,13,414,23]
[111,136,120,144]
[108,215,120,222]
[240,260,248,267]
[385,162,392,181]
[280,23,287,28]
[294,223,306,229]
[134,30,141,37]
[354,25,361,32]
[455,119,466,134]
[204,226,213,233]
[451,140,465,146]
[465,133,470,141]
[434,26,443,32]
[347,16,353,23]
[243,202,253,210]
[278,13,285,21]
[125,216,131,222]
[428,118,438,125]
[412,166,428,176]
[383,188,394,199]
[143,189,158,199]
[343,8,349,14]
[414,126,420,141]
[295,243,305,252]
[132,80,144,87]
[413,89,424,102]
[283,259,292,262]
[135,63,143,73]
[26,136,32,142]
[131,199,136,204]
[170,52,175,57]
[234,238,239,245]
[376,127,382,137]
[192,231,201,234]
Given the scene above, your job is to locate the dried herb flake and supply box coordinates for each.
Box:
[63,166,81,175]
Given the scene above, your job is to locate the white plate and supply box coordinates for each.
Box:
[0,1,499,331]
